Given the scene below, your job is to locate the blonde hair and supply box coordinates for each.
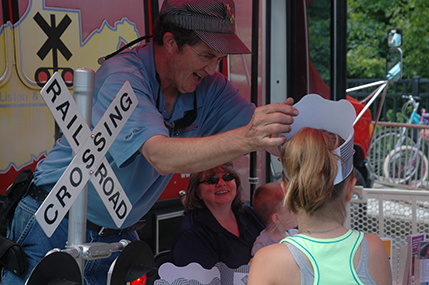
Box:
[280,127,352,221]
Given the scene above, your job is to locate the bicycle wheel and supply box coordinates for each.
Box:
[368,131,414,180]
[383,145,429,187]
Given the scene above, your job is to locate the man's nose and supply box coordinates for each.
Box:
[204,60,219,75]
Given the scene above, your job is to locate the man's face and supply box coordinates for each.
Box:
[168,41,227,94]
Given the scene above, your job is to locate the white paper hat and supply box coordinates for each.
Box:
[282,94,356,185]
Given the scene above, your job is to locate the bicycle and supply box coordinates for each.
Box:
[367,96,416,180]
[368,131,414,180]
[381,95,429,187]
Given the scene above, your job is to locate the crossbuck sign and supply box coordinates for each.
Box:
[35,72,136,237]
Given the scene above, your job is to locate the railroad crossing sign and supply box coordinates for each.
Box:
[35,72,137,237]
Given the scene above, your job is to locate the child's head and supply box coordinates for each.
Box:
[253,182,297,231]
[280,127,356,222]
[276,94,356,223]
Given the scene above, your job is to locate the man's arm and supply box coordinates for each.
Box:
[141,99,298,175]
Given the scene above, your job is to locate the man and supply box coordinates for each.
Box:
[2,0,298,283]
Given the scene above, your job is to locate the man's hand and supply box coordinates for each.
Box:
[241,97,298,152]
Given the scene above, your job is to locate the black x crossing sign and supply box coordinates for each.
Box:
[34,12,72,62]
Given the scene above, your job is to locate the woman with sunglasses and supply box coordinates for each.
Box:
[170,161,264,269]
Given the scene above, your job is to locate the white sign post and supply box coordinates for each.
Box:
[35,72,136,238]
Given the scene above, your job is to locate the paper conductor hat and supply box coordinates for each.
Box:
[282,94,356,185]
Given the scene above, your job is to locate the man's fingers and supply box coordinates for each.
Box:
[264,135,287,148]
[243,100,298,152]
[282,97,294,106]
[262,120,293,135]
[254,108,296,127]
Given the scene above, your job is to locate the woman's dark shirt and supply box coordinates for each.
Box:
[170,205,264,269]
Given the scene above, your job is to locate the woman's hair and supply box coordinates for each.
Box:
[153,18,201,50]
[183,161,244,215]
[280,127,353,221]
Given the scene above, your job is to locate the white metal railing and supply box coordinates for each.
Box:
[347,186,429,285]
[368,122,429,189]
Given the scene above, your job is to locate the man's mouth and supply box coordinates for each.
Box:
[194,72,203,81]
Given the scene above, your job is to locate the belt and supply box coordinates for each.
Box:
[28,183,145,237]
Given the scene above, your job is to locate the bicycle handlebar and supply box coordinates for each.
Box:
[402,94,421,101]
[402,95,420,121]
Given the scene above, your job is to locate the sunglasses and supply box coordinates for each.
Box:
[199,173,236,185]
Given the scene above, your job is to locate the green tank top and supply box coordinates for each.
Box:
[281,230,364,285]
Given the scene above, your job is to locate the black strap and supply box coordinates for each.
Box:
[155,72,198,130]
[0,236,16,257]
[0,169,33,225]
[98,35,153,64]
[0,235,27,276]
[28,183,47,204]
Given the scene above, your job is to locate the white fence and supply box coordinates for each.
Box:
[346,186,429,284]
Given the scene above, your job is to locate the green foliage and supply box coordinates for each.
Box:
[308,0,331,80]
[386,109,406,123]
[347,0,429,79]
[309,0,429,79]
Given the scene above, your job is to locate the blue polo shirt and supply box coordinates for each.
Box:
[170,205,264,269]
[33,41,255,229]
